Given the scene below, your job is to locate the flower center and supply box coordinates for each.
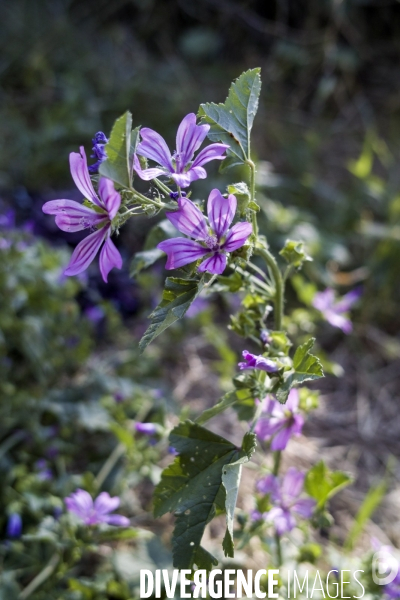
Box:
[204,234,219,251]
[172,151,183,173]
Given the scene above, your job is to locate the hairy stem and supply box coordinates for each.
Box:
[247,160,258,237]
[254,247,284,330]
[154,178,172,196]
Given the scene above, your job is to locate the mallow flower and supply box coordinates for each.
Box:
[256,468,315,534]
[157,190,252,275]
[312,287,362,334]
[65,489,129,526]
[255,389,304,450]
[134,113,229,188]
[6,513,22,538]
[42,147,122,282]
[238,350,279,373]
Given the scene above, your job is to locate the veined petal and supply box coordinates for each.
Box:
[208,189,236,238]
[42,199,106,232]
[176,113,209,165]
[137,128,173,170]
[94,492,120,515]
[98,178,121,220]
[99,235,122,283]
[222,221,252,252]
[157,238,208,270]
[133,154,166,181]
[270,426,292,451]
[171,166,207,188]
[282,468,304,501]
[64,226,108,277]
[165,197,208,239]
[191,143,230,168]
[198,252,227,275]
[69,147,103,207]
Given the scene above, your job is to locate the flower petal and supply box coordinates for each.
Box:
[312,288,335,312]
[165,197,208,239]
[282,467,304,501]
[42,199,106,232]
[266,507,295,535]
[191,143,230,168]
[157,238,208,270]
[176,113,209,165]
[254,418,283,441]
[256,474,279,496]
[207,190,236,238]
[133,154,167,181]
[325,311,353,333]
[171,166,207,188]
[286,388,299,412]
[64,226,108,277]
[222,222,252,252]
[198,252,227,275]
[136,128,173,170]
[270,426,292,451]
[99,235,122,283]
[69,147,102,207]
[104,514,130,526]
[98,178,121,220]
[334,287,362,313]
[65,489,93,519]
[292,498,315,519]
[94,492,120,515]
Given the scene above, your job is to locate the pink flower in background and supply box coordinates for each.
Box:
[256,468,315,534]
[312,287,362,334]
[42,147,122,282]
[65,489,129,526]
[255,389,304,450]
[134,113,229,188]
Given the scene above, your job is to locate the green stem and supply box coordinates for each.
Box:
[272,450,281,476]
[94,443,125,491]
[154,178,172,196]
[247,160,258,237]
[18,552,60,600]
[254,248,284,330]
[272,450,282,566]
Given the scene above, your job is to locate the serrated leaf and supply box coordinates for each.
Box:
[198,68,261,167]
[275,338,323,403]
[305,461,352,510]
[139,276,205,352]
[154,422,253,569]
[99,112,133,188]
[279,239,312,268]
[221,432,256,558]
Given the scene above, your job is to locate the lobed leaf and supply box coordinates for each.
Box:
[305,461,352,510]
[198,68,261,168]
[275,338,323,403]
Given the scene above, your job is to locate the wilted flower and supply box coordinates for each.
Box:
[42,147,122,282]
[158,190,252,275]
[255,389,304,450]
[88,132,108,173]
[65,489,129,526]
[257,468,315,534]
[312,287,362,334]
[6,514,22,538]
[238,350,279,373]
[134,113,229,188]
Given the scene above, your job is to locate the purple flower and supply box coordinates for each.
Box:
[259,468,315,535]
[157,190,252,275]
[260,329,272,345]
[255,390,304,451]
[312,287,362,334]
[238,350,279,373]
[65,489,129,526]
[89,131,108,173]
[135,422,159,435]
[6,514,22,538]
[42,147,122,282]
[386,573,400,599]
[35,459,53,481]
[134,113,229,188]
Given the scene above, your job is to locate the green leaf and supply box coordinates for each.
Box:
[275,338,323,403]
[130,219,184,277]
[279,239,312,268]
[305,461,352,510]
[344,479,386,550]
[130,249,164,278]
[198,68,261,167]
[221,432,257,558]
[195,389,252,425]
[99,112,133,188]
[153,421,254,569]
[139,276,205,351]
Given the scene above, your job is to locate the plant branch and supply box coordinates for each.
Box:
[254,247,284,330]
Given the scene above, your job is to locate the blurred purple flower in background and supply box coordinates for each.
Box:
[42,147,122,282]
[134,113,229,187]
[89,132,108,173]
[135,422,159,435]
[6,514,22,538]
[65,489,129,526]
[35,459,53,481]
[312,287,362,334]
[238,350,279,373]
[256,468,315,534]
[255,390,304,450]
[158,191,252,275]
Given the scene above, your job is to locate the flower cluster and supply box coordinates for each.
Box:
[255,389,304,451]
